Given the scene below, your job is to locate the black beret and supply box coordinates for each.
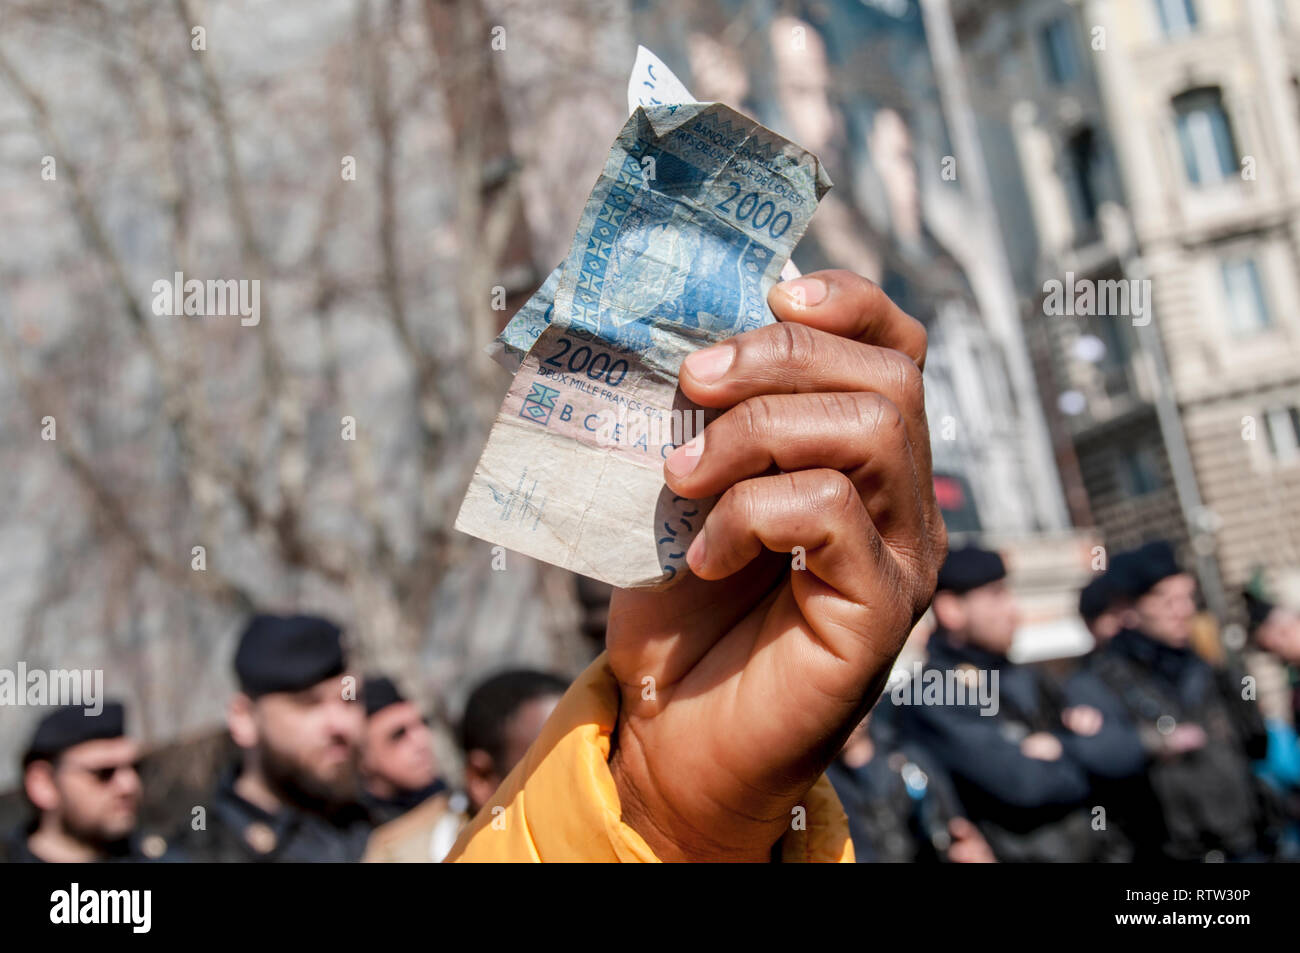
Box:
[1243,590,1276,633]
[23,701,126,766]
[234,614,346,697]
[1108,541,1182,600]
[1078,574,1115,623]
[936,545,1006,594]
[363,676,405,717]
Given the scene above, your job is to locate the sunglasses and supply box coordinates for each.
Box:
[63,760,141,784]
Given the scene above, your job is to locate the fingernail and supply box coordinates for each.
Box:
[682,344,734,383]
[665,435,703,479]
[686,529,707,568]
[777,276,828,309]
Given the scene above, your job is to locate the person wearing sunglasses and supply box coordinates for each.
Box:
[4,701,167,863]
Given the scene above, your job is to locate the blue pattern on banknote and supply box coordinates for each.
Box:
[518,382,560,426]
[565,139,772,364]
[485,468,545,530]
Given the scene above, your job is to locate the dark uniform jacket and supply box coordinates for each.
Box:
[171,766,372,863]
[826,730,963,863]
[1085,628,1269,861]
[1,819,174,863]
[360,778,447,828]
[899,634,1143,862]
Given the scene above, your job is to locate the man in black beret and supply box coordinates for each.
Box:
[358,675,445,825]
[358,676,458,862]
[4,702,168,862]
[1084,542,1270,860]
[897,545,1143,861]
[364,668,567,861]
[173,613,371,862]
[1078,573,1125,646]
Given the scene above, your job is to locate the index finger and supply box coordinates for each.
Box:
[767,269,928,371]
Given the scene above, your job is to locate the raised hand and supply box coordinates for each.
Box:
[607,270,947,861]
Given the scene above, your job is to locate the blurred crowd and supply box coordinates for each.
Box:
[834,542,1300,863]
[1,613,568,863]
[4,539,1298,864]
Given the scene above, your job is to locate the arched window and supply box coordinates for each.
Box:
[1066,126,1102,227]
[1154,0,1198,38]
[1172,87,1237,186]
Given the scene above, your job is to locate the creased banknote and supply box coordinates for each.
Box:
[488,47,800,372]
[456,52,831,589]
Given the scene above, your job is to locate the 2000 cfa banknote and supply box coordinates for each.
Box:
[456,51,831,589]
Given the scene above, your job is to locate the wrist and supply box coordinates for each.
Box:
[609,720,774,863]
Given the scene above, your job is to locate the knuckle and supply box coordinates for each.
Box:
[823,391,871,430]
[860,392,907,444]
[911,320,929,360]
[729,477,766,523]
[733,395,779,445]
[881,348,925,415]
[808,469,859,517]
[767,320,819,372]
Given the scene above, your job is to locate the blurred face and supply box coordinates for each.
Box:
[870,109,922,243]
[1087,607,1124,642]
[1135,573,1197,647]
[771,16,836,151]
[27,737,141,844]
[935,581,1021,656]
[464,693,561,814]
[362,701,438,797]
[232,676,365,806]
[501,695,560,774]
[1258,608,1300,664]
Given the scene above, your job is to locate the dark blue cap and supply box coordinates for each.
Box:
[1107,541,1182,600]
[1243,590,1276,632]
[936,545,1006,594]
[23,701,126,766]
[1078,574,1115,622]
[362,675,405,717]
[234,614,346,697]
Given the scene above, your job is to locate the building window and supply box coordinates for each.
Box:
[1090,314,1132,398]
[1264,407,1300,464]
[1154,0,1198,37]
[1221,258,1271,335]
[1173,88,1237,186]
[1039,16,1079,86]
[1066,127,1103,228]
[1117,446,1162,497]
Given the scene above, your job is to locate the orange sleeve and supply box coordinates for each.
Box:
[446,652,854,863]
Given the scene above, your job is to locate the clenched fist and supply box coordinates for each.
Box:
[607,270,948,861]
